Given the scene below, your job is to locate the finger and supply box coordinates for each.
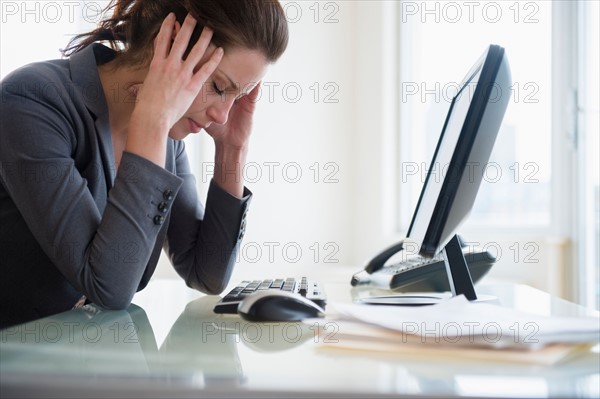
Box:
[169,13,197,59]
[153,13,176,60]
[189,47,224,92]
[235,81,261,106]
[185,26,215,71]
[247,81,262,102]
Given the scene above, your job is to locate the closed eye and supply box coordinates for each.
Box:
[212,82,225,96]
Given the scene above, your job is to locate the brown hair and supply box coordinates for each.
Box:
[62,0,289,66]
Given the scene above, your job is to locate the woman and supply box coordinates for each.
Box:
[0,0,288,327]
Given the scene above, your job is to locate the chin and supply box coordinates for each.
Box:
[168,126,191,141]
[168,132,189,141]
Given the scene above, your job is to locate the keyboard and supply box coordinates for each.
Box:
[213,277,327,314]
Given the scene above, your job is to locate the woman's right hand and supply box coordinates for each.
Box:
[126,13,224,166]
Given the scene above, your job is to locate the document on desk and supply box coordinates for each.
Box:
[315,296,600,365]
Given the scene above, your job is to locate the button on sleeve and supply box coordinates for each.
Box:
[163,190,174,201]
[157,201,169,213]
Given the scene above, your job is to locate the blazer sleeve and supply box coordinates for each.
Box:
[163,141,251,295]
[0,69,183,310]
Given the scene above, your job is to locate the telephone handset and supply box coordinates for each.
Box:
[351,235,495,292]
[363,239,406,274]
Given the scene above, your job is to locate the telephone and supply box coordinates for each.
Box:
[351,235,496,292]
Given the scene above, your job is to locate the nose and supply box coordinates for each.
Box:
[207,96,236,125]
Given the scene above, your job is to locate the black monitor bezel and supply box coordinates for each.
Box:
[405,45,506,258]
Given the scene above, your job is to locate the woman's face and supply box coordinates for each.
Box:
[168,46,269,140]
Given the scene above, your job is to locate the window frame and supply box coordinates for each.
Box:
[574,0,600,310]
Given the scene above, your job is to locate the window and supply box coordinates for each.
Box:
[396,0,599,308]
[397,1,552,231]
[0,2,102,79]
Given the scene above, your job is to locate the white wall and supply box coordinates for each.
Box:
[1,1,576,297]
[157,0,364,278]
[160,0,584,302]
[156,1,406,279]
[0,0,392,280]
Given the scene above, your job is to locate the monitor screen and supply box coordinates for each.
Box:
[405,44,512,258]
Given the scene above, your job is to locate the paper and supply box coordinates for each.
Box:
[331,295,600,350]
[316,319,592,365]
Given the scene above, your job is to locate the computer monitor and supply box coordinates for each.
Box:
[394,44,511,304]
[360,45,512,305]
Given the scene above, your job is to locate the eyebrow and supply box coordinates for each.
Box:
[217,68,240,91]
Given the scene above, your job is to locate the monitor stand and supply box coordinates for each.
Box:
[358,235,497,306]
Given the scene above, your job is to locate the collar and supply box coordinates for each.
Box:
[69,44,118,187]
[68,44,116,119]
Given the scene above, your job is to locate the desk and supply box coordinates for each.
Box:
[1,265,599,398]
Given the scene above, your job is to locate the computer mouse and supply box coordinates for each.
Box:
[237,290,325,322]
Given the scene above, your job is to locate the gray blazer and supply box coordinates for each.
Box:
[0,44,251,328]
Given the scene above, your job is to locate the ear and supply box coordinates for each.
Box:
[127,83,142,98]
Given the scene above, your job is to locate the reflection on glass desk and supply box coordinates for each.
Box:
[1,276,599,399]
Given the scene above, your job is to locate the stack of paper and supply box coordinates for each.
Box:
[313,295,600,365]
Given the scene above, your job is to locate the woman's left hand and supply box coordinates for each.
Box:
[205,82,261,149]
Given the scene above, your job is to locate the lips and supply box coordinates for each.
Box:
[187,118,203,133]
